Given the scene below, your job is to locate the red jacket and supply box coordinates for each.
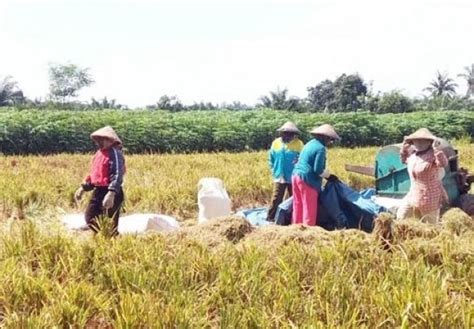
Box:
[83,147,125,192]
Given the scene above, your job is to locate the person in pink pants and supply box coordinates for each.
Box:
[292,124,340,226]
[291,175,319,225]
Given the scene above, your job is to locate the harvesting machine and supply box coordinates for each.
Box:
[345,139,474,215]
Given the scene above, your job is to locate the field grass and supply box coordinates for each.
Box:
[1,143,473,220]
[0,144,473,327]
[0,146,385,221]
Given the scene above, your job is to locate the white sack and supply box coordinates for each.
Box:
[61,213,180,234]
[197,177,231,224]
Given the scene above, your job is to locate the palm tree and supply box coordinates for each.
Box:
[0,76,25,106]
[458,64,474,97]
[259,87,300,110]
[91,96,121,109]
[424,71,458,98]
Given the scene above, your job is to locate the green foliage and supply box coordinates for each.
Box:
[307,79,335,111]
[366,91,413,113]
[0,109,473,154]
[259,88,301,111]
[413,95,474,112]
[148,95,185,112]
[424,71,458,98]
[48,63,94,103]
[333,73,368,111]
[90,97,127,110]
[0,76,25,106]
[458,64,474,97]
[307,74,367,112]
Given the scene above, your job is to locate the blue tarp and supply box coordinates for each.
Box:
[275,181,386,233]
[319,182,384,232]
[236,207,272,227]
[275,197,293,226]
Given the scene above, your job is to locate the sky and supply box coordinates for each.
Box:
[0,0,473,107]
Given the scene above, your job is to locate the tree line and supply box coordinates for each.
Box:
[1,63,473,113]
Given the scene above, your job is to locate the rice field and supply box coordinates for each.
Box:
[0,144,473,327]
[0,146,387,221]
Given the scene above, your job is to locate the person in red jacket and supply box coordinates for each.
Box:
[75,126,125,236]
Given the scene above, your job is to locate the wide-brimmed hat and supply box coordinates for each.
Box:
[276,121,301,134]
[309,124,341,140]
[90,126,122,145]
[404,128,437,142]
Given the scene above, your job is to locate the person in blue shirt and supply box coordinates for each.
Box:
[292,124,340,226]
[267,121,304,222]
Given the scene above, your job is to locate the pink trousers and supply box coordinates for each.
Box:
[291,175,319,226]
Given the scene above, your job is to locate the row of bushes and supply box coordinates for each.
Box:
[0,109,473,154]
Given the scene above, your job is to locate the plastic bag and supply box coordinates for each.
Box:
[197,177,232,223]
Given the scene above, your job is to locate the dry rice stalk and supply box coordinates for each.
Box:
[441,208,474,235]
[170,216,254,248]
[393,219,441,241]
[243,224,332,248]
[373,212,394,251]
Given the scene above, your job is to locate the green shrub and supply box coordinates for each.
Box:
[0,108,473,154]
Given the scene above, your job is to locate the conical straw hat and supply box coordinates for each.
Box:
[90,126,122,145]
[309,124,341,140]
[276,121,301,134]
[404,128,437,142]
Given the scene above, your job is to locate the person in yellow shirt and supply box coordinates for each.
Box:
[267,121,304,222]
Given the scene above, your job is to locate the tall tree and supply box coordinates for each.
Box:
[155,95,184,111]
[259,87,300,111]
[48,63,94,103]
[0,76,25,106]
[458,64,474,97]
[307,74,367,112]
[307,79,335,111]
[424,71,457,98]
[333,73,368,111]
[368,91,413,113]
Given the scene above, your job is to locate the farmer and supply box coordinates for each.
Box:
[74,126,125,236]
[292,124,340,226]
[396,128,448,224]
[266,121,304,222]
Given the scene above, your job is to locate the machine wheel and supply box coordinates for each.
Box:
[458,194,474,216]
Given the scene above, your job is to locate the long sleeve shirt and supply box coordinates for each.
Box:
[82,147,125,192]
[292,139,326,191]
[401,147,448,213]
[268,137,304,183]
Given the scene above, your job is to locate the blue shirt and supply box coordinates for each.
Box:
[268,137,304,183]
[292,139,327,191]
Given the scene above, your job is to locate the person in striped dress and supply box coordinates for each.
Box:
[396,128,448,224]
